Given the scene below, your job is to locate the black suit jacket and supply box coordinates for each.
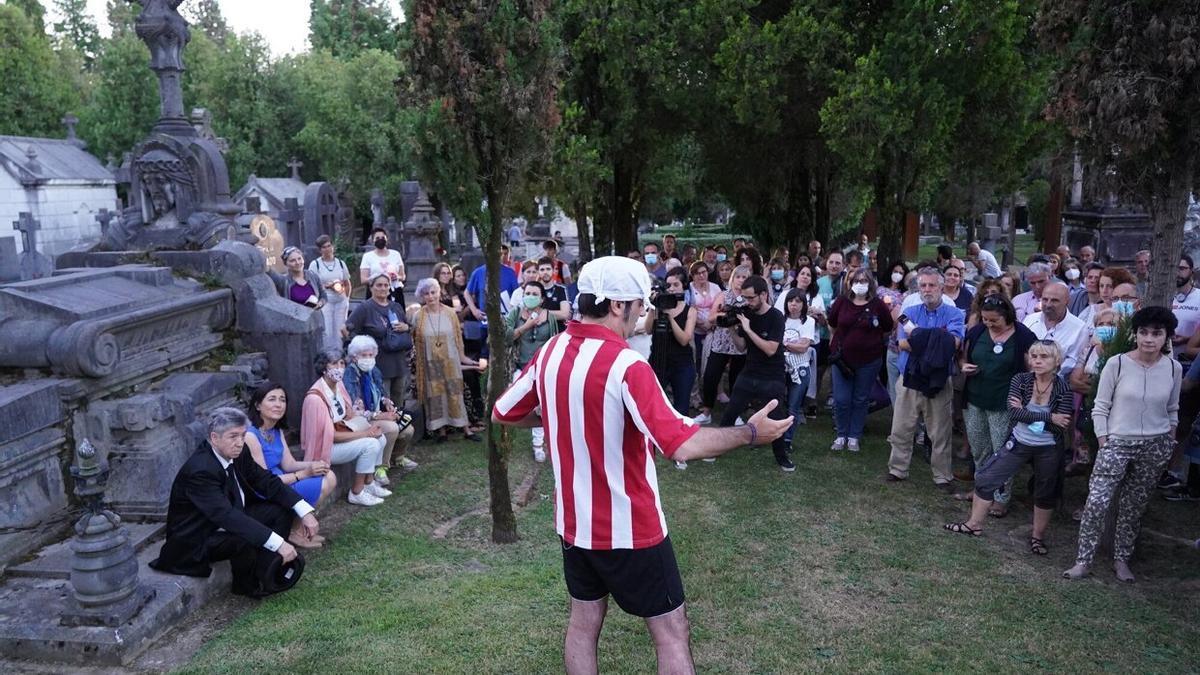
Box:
[151,442,306,577]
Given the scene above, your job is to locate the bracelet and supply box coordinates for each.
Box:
[747,422,757,446]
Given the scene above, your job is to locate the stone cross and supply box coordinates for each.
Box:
[62,114,84,148]
[244,196,262,214]
[278,198,302,248]
[14,212,40,254]
[288,158,304,181]
[94,208,116,235]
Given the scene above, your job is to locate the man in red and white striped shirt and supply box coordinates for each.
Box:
[493,256,791,674]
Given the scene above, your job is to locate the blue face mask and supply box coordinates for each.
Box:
[770,270,785,281]
[716,254,727,262]
[644,253,658,266]
[1113,300,1135,317]
[1095,325,1117,343]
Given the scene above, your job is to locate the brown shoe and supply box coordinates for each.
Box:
[934,481,957,494]
[884,473,905,483]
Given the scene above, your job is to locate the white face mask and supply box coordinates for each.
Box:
[356,357,376,372]
[891,272,904,284]
[851,283,869,297]
[1065,268,1080,281]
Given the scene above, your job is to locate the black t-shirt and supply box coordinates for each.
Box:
[542,284,569,312]
[649,305,694,370]
[741,306,786,379]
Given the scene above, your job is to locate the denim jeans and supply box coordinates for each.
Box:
[831,357,882,440]
[657,361,697,415]
[784,367,812,445]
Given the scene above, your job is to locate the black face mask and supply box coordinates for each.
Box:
[374,238,387,250]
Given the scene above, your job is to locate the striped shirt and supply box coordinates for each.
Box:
[493,321,700,550]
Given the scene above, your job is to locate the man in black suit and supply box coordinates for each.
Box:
[151,407,320,596]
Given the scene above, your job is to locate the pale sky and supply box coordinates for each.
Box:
[54,1,404,57]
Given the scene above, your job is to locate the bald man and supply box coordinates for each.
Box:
[1023,282,1087,377]
[966,242,1001,279]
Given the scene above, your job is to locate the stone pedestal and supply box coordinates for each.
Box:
[401,188,444,286]
[1061,205,1150,266]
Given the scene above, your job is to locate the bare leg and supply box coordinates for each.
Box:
[645,604,694,675]
[1031,506,1052,540]
[565,597,607,675]
[964,496,991,531]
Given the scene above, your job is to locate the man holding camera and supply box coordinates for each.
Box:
[719,275,796,471]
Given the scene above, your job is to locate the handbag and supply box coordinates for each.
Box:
[380,309,413,352]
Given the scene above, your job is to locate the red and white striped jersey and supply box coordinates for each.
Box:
[493,321,699,550]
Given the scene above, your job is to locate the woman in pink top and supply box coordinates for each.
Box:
[689,260,722,372]
[300,349,392,507]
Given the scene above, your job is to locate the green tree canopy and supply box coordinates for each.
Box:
[0,3,81,137]
[51,0,101,68]
[309,0,399,58]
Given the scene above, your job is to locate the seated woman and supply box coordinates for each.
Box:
[945,340,1073,556]
[272,246,327,310]
[300,349,392,507]
[344,334,418,479]
[244,381,337,548]
[411,278,482,442]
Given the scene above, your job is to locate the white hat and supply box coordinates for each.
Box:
[577,256,653,304]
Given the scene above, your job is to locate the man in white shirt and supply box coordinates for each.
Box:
[1023,282,1087,377]
[359,227,406,302]
[966,241,1002,279]
[1172,255,1200,358]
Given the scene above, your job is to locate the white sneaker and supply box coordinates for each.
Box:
[373,468,391,486]
[702,458,716,463]
[364,481,392,498]
[399,456,419,470]
[735,416,745,426]
[847,438,860,453]
[533,446,546,463]
[831,437,847,451]
[348,489,383,506]
[675,461,688,470]
[692,412,711,424]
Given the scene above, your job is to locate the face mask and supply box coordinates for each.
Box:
[851,282,869,297]
[373,237,387,250]
[891,272,904,284]
[356,358,376,372]
[1066,268,1080,281]
[1113,300,1135,317]
[1095,326,1116,343]
[326,367,345,381]
[644,253,658,266]
[523,295,542,309]
[770,270,785,281]
[716,254,726,262]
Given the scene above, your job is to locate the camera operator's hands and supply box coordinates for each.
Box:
[735,310,752,332]
[747,400,793,445]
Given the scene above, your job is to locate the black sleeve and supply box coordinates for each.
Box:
[767,310,786,343]
[184,465,274,547]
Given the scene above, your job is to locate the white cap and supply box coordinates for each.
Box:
[577,256,653,304]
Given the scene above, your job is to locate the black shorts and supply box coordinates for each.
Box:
[561,536,685,618]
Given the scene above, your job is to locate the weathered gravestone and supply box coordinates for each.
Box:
[0,236,19,282]
[302,181,338,257]
[401,187,443,285]
[15,212,55,280]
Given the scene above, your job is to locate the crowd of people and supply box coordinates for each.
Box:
[155,225,1199,608]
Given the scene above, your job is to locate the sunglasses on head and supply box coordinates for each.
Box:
[1036,338,1056,346]
[981,295,1006,307]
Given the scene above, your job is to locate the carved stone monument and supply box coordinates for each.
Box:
[302,181,338,256]
[15,212,55,280]
[401,186,443,284]
[101,0,240,251]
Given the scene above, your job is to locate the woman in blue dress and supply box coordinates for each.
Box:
[244,381,337,548]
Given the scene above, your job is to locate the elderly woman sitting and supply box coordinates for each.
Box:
[344,335,418,480]
[300,349,392,507]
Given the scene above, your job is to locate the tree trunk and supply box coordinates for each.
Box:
[573,200,592,265]
[593,181,613,256]
[612,159,638,254]
[1145,183,1189,308]
[874,176,904,267]
[814,168,831,247]
[1005,192,1019,268]
[482,188,518,544]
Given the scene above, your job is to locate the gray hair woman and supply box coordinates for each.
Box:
[343,335,417,474]
[412,277,481,442]
[346,273,412,407]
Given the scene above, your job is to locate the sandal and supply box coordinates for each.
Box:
[1029,537,1048,555]
[943,522,983,537]
[988,503,1009,518]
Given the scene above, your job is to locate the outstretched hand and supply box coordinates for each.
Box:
[747,400,794,445]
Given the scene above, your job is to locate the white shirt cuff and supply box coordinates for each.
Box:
[293,501,314,519]
[264,532,284,552]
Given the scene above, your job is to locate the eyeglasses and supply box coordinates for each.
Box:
[1036,338,1056,345]
[740,293,758,301]
[981,295,1007,307]
[1114,294,1138,302]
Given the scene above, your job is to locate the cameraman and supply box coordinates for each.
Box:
[720,275,796,472]
[647,269,698,468]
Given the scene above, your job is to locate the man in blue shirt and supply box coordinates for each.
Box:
[465,244,520,318]
[886,267,965,490]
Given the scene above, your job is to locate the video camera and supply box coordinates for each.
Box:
[716,305,751,328]
[651,282,686,312]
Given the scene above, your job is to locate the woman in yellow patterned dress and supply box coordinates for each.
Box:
[411,278,483,442]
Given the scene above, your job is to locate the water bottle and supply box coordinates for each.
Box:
[1028,421,1045,435]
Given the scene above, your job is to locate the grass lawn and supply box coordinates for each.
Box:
[180,410,1200,674]
[915,233,1041,269]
